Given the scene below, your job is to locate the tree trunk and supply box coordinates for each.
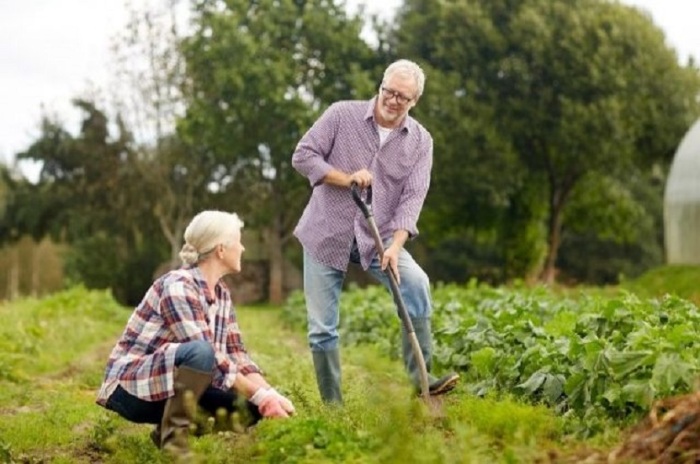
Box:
[31,240,40,297]
[265,225,285,305]
[540,226,560,284]
[169,222,184,269]
[540,189,565,284]
[7,247,19,300]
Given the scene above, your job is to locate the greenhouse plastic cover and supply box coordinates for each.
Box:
[664,119,700,263]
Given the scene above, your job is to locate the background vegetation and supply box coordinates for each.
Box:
[2,1,700,461]
[1,0,699,305]
[0,286,621,463]
[3,267,700,462]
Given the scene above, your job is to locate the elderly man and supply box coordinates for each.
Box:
[292,59,459,403]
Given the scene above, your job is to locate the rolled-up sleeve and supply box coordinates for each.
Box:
[390,135,433,237]
[225,309,261,379]
[292,103,340,186]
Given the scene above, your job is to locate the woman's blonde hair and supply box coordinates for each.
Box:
[179,210,244,265]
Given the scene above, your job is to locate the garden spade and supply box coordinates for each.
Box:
[351,183,433,405]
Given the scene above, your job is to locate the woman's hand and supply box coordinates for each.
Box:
[269,388,296,415]
[250,387,290,418]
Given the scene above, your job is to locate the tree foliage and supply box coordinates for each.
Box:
[393,0,700,283]
[16,101,168,304]
[110,1,209,268]
[4,0,700,299]
[179,0,380,302]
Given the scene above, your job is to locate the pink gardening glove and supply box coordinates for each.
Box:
[269,388,296,415]
[258,395,289,418]
[250,388,289,419]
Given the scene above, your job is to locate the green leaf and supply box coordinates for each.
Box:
[605,349,654,379]
[602,384,621,406]
[652,354,694,391]
[564,371,587,409]
[470,346,497,376]
[517,370,547,395]
[621,379,655,408]
[542,374,565,403]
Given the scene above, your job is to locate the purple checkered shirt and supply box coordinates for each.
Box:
[292,97,433,271]
[96,266,260,405]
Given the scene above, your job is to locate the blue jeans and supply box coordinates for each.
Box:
[105,340,260,424]
[304,241,432,352]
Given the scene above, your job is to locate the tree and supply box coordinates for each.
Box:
[110,0,209,268]
[17,101,168,304]
[558,167,666,283]
[0,165,7,223]
[180,0,379,303]
[19,101,129,240]
[393,0,700,283]
[0,164,13,243]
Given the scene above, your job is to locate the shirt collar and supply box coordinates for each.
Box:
[187,264,217,304]
[364,96,412,133]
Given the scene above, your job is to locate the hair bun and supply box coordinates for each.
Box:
[178,243,199,265]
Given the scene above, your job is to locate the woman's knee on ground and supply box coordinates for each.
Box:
[175,340,216,372]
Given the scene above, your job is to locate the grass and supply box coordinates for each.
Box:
[0,286,622,463]
[621,265,700,304]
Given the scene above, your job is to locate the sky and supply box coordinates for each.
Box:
[1,0,699,179]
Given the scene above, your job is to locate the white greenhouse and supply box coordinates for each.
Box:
[664,119,700,264]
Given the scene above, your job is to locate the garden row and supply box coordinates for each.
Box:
[283,282,700,432]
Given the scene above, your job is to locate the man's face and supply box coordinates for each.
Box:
[375,73,419,128]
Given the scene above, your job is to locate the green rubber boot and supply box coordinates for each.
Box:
[402,318,459,396]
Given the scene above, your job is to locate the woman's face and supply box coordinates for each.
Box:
[222,231,245,273]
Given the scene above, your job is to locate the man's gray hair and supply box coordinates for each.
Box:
[382,59,426,98]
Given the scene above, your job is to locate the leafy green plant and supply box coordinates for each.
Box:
[284,283,700,427]
[0,440,14,463]
[88,415,118,454]
[0,285,648,462]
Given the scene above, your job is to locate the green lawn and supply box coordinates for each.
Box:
[621,265,700,304]
[0,287,618,463]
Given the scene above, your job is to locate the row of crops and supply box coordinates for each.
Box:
[283,282,700,431]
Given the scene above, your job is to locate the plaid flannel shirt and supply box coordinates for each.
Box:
[96,266,260,405]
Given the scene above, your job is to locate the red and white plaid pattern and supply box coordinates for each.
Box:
[96,266,260,405]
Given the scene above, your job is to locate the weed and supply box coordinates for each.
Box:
[0,287,639,463]
[0,440,14,464]
[87,414,118,453]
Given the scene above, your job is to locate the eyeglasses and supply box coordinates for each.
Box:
[380,87,413,105]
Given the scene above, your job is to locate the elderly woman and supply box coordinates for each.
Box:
[96,210,294,457]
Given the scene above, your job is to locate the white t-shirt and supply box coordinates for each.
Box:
[377,125,393,148]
